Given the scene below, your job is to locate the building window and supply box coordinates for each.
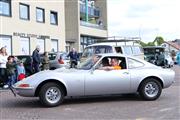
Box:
[0,0,11,16]
[50,11,58,25]
[51,39,58,52]
[19,3,30,20]
[80,36,97,52]
[0,35,12,55]
[36,7,45,23]
[37,39,45,53]
[20,37,30,55]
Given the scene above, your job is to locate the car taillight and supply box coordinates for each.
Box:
[58,59,64,64]
[18,84,30,88]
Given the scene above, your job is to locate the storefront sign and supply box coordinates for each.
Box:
[13,32,50,39]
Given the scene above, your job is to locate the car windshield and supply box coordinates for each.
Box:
[77,55,101,70]
[82,46,113,58]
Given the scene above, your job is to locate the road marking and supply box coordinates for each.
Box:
[136,118,145,120]
[64,108,73,111]
[159,108,173,112]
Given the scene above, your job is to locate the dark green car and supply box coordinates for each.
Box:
[143,46,166,67]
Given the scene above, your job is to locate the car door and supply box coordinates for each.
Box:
[85,66,131,96]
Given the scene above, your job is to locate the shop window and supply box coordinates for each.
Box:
[20,37,30,55]
[37,39,45,53]
[51,39,58,52]
[0,35,12,55]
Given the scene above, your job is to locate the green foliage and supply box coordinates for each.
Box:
[139,36,164,47]
[139,41,147,47]
[147,42,155,46]
[154,36,164,46]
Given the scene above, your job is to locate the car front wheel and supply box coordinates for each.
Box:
[139,78,162,100]
[39,83,64,107]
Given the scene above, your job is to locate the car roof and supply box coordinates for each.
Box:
[48,52,67,54]
[86,42,140,47]
[15,55,31,57]
[143,46,165,49]
[97,53,128,58]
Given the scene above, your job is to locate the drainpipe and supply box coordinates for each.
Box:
[85,0,88,22]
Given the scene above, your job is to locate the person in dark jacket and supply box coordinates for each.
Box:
[67,48,79,68]
[3,56,17,88]
[32,46,41,73]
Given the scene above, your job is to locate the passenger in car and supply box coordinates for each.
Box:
[99,58,121,70]
[110,58,121,70]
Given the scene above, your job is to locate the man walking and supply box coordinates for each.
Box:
[67,48,79,68]
[32,46,41,73]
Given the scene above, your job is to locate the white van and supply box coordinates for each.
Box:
[81,40,144,61]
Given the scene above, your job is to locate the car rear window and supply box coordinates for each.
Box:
[60,53,69,60]
[16,56,32,64]
[128,58,144,69]
[48,53,57,60]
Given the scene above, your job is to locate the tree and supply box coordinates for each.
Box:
[153,36,164,46]
[139,41,147,47]
[147,42,155,46]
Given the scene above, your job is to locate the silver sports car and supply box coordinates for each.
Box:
[13,54,175,107]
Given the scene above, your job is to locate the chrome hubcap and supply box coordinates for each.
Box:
[145,82,159,98]
[45,87,61,104]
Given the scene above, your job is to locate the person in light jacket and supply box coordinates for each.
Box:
[42,52,49,70]
[0,47,8,86]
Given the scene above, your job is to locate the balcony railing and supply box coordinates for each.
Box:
[80,21,106,30]
[80,3,100,18]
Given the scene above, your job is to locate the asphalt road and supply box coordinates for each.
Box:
[0,66,180,120]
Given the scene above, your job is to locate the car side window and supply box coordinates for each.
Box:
[115,47,122,53]
[128,58,144,69]
[123,46,133,55]
[96,56,127,70]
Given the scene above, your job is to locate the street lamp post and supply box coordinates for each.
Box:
[85,0,89,22]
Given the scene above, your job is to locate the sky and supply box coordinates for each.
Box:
[107,0,180,43]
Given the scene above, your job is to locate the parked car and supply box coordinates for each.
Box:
[47,52,70,70]
[15,55,33,76]
[81,40,144,62]
[144,46,166,67]
[13,53,175,107]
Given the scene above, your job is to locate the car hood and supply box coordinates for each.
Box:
[15,67,87,86]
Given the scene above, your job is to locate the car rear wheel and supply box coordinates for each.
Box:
[39,83,64,107]
[139,78,162,100]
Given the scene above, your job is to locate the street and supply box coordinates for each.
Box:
[0,66,180,120]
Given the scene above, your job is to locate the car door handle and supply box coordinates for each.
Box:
[123,72,129,75]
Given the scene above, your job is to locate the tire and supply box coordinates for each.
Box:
[139,78,162,101]
[50,67,56,70]
[39,82,64,107]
